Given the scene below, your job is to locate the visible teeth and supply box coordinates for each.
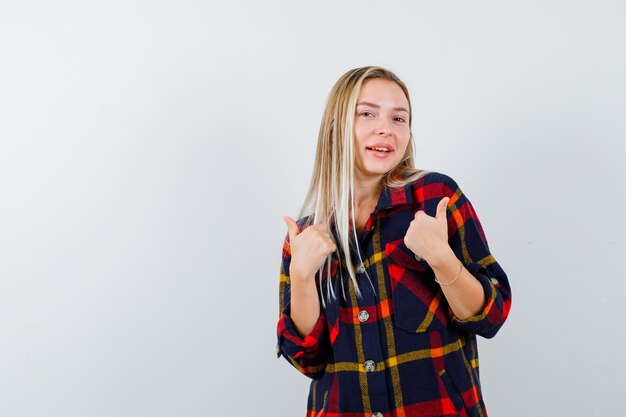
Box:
[369,147,390,152]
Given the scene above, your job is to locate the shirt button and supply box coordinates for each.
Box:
[357,310,370,323]
[356,264,366,274]
[364,360,376,372]
[372,412,383,417]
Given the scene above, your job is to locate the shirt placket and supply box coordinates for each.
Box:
[352,218,392,415]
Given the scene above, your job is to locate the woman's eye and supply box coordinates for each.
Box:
[360,111,373,117]
[395,117,406,123]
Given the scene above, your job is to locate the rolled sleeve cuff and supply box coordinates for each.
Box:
[276,312,327,359]
[449,261,500,336]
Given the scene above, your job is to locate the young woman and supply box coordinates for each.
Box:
[277,66,512,417]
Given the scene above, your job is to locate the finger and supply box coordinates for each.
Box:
[282,215,299,242]
[436,197,450,221]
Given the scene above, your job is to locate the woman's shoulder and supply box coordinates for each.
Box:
[405,170,461,192]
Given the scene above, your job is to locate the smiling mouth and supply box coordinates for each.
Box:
[365,146,392,153]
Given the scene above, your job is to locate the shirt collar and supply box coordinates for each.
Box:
[375,180,413,212]
[326,178,414,229]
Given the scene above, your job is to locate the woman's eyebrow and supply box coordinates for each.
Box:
[357,101,409,113]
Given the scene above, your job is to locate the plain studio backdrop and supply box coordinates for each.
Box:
[0,1,624,416]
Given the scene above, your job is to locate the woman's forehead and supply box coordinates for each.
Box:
[357,79,409,110]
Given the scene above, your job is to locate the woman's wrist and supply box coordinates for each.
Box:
[427,246,457,270]
[290,269,318,296]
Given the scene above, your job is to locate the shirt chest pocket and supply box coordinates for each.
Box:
[384,238,449,333]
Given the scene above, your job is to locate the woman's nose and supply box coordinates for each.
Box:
[374,117,392,135]
[375,124,392,136]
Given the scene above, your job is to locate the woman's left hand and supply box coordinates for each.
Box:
[403,197,452,265]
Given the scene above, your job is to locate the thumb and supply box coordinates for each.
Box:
[436,197,450,221]
[282,215,299,242]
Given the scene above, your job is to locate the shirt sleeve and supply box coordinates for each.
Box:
[438,173,512,339]
[276,230,331,379]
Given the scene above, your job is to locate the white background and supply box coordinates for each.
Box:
[1,1,624,416]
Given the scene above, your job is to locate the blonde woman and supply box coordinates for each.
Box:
[277,66,512,417]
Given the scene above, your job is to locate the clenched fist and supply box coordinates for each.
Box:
[403,197,452,265]
[283,216,337,280]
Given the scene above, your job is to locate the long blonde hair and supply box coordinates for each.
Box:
[296,66,429,304]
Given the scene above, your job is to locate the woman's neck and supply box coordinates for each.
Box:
[353,175,383,208]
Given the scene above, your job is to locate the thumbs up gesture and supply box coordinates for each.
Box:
[283,216,338,280]
[403,197,451,265]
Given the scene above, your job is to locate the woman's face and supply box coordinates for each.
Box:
[353,78,411,181]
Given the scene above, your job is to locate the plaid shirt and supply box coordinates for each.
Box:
[276,171,512,417]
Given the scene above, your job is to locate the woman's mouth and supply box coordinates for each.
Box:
[366,146,393,158]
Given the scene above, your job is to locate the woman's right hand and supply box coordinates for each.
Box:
[283,215,337,280]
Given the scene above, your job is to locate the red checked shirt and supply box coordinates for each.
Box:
[276,171,512,417]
